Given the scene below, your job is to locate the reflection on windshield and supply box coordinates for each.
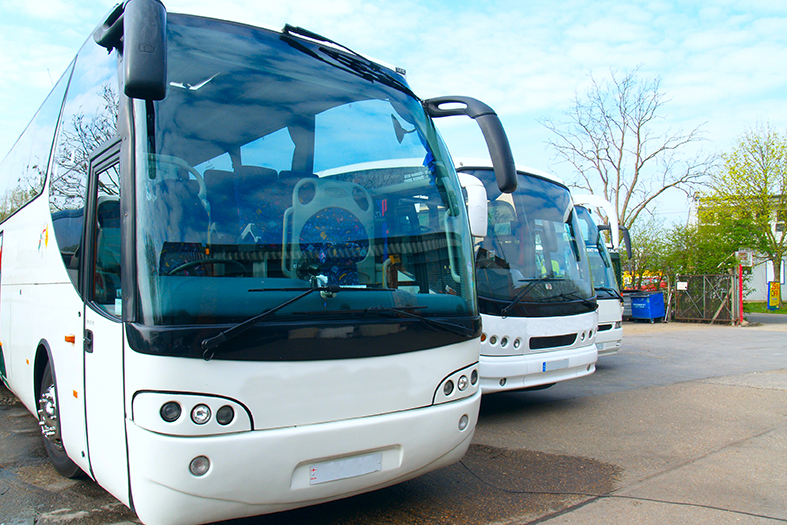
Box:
[134,15,475,327]
[460,168,595,316]
[575,206,621,298]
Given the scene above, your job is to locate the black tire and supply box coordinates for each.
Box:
[38,361,83,478]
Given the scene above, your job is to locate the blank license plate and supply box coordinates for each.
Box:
[309,452,382,485]
[543,359,569,372]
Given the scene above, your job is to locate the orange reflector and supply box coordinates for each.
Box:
[73,390,78,399]
[65,334,76,344]
[26,359,30,365]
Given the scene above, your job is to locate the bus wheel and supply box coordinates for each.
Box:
[37,361,83,478]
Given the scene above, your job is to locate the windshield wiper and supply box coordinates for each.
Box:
[541,291,597,308]
[281,25,417,99]
[595,286,622,299]
[364,305,475,337]
[495,278,564,316]
[201,281,342,360]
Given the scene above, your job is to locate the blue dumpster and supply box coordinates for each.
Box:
[630,291,665,322]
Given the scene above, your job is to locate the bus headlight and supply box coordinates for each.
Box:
[443,381,454,396]
[216,405,234,426]
[160,401,181,422]
[458,375,469,391]
[191,404,212,425]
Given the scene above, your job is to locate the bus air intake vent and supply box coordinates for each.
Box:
[597,324,613,332]
[529,334,577,350]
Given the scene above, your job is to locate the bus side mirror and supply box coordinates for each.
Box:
[458,173,488,238]
[424,96,517,194]
[124,0,168,100]
[619,225,632,259]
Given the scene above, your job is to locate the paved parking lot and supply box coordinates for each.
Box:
[2,318,786,524]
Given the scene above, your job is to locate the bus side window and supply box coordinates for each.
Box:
[49,40,119,293]
[92,163,121,316]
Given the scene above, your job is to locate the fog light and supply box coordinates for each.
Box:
[470,369,478,385]
[499,378,507,387]
[443,381,454,396]
[614,321,622,329]
[458,375,469,391]
[160,401,181,423]
[458,414,469,431]
[191,404,211,425]
[189,456,210,476]
[216,405,234,426]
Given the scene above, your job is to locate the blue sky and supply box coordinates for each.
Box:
[2,0,786,225]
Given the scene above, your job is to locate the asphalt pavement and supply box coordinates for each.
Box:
[1,317,786,524]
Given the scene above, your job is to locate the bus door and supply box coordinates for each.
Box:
[82,143,130,504]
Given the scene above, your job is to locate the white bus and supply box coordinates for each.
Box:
[0,2,517,524]
[456,160,598,393]
[573,196,630,357]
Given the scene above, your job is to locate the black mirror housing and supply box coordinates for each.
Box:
[424,96,517,194]
[124,0,168,100]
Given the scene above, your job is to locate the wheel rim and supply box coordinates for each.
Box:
[37,383,64,449]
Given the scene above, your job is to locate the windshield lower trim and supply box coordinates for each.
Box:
[125,316,481,360]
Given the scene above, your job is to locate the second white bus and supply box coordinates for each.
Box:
[457,160,598,393]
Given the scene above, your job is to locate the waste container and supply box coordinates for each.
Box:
[630,291,665,322]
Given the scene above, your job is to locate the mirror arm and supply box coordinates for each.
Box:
[424,96,517,194]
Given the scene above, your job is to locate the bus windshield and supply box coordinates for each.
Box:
[461,168,595,317]
[575,206,621,299]
[132,15,475,340]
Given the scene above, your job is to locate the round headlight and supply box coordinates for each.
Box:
[191,404,211,425]
[458,414,469,431]
[458,375,469,391]
[216,405,234,426]
[160,401,181,423]
[189,456,210,476]
[470,369,478,385]
[443,380,454,396]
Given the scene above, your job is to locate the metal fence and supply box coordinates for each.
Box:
[673,274,740,324]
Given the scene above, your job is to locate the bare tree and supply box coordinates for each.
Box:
[542,67,712,229]
[50,83,119,212]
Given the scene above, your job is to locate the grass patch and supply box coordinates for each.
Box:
[743,301,786,314]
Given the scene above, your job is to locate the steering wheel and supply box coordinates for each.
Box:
[149,154,209,214]
[167,258,247,276]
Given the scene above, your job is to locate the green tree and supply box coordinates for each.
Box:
[623,214,668,290]
[705,123,787,308]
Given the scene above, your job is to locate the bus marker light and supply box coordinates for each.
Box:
[65,335,76,344]
[458,415,469,431]
[216,405,234,425]
[458,375,468,391]
[73,390,78,399]
[160,402,182,422]
[443,381,454,396]
[191,404,211,425]
[189,456,210,476]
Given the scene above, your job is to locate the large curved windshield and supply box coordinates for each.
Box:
[132,15,476,346]
[459,168,595,317]
[575,206,621,299]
